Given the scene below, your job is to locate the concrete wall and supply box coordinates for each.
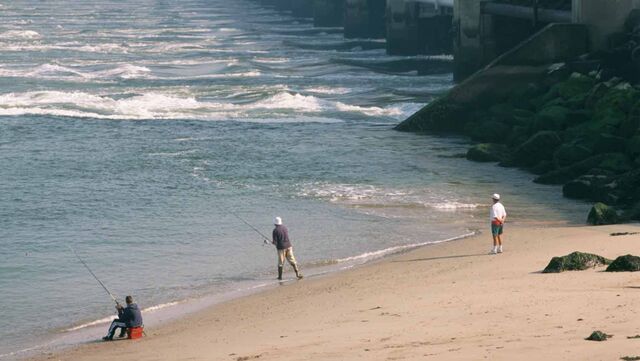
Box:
[573,0,640,51]
[314,0,345,27]
[344,0,386,38]
[453,0,484,81]
[489,23,588,67]
[291,0,314,17]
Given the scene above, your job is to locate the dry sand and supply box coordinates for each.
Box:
[32,224,640,361]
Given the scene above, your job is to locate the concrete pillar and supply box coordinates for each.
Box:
[274,0,293,11]
[344,0,386,39]
[453,0,485,81]
[314,0,345,27]
[387,0,420,55]
[418,2,453,55]
[291,0,314,17]
[572,0,640,51]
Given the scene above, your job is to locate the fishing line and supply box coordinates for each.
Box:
[68,245,119,305]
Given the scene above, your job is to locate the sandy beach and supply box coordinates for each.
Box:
[30,223,640,361]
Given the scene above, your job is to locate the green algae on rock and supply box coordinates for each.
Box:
[585,331,612,341]
[542,251,611,273]
[587,202,620,225]
[606,255,640,272]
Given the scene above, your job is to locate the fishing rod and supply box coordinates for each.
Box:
[68,245,119,305]
[227,210,272,245]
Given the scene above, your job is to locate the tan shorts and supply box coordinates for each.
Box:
[278,247,297,267]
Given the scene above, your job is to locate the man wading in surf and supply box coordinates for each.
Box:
[272,217,303,280]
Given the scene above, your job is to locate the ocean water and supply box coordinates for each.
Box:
[0,0,590,358]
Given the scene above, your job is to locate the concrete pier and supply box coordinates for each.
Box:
[573,0,640,51]
[453,0,483,81]
[344,0,386,39]
[313,0,345,27]
[291,0,314,17]
[387,0,453,55]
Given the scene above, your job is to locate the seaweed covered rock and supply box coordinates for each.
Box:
[556,73,596,100]
[562,174,617,201]
[606,254,640,272]
[542,251,611,273]
[585,331,612,341]
[466,143,509,162]
[535,153,630,185]
[613,169,640,205]
[553,142,593,167]
[587,202,620,225]
[514,131,562,167]
[534,105,571,131]
[464,120,510,143]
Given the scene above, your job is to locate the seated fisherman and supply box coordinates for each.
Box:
[102,295,143,341]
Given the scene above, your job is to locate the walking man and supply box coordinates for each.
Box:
[272,216,303,280]
[102,295,143,341]
[490,193,507,254]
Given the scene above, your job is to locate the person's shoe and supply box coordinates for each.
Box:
[497,249,503,254]
[489,249,497,255]
[293,265,303,279]
[102,336,113,341]
[118,332,127,338]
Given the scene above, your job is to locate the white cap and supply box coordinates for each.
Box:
[274,216,282,225]
[492,193,500,200]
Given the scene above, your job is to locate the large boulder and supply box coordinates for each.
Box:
[605,255,640,272]
[556,73,596,100]
[563,173,617,202]
[610,168,640,205]
[533,105,571,131]
[542,251,611,273]
[466,143,509,162]
[553,142,593,167]
[619,99,640,136]
[627,136,640,157]
[464,120,511,143]
[587,202,620,225]
[513,131,563,167]
[535,153,630,184]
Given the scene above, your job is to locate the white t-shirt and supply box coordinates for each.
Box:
[490,202,507,222]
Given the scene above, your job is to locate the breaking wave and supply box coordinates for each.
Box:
[0,91,413,121]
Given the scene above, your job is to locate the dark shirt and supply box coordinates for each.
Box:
[118,303,143,328]
[272,225,292,250]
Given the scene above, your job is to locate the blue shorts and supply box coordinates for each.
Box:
[491,223,503,236]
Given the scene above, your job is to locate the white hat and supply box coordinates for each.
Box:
[274,216,282,225]
[492,193,500,200]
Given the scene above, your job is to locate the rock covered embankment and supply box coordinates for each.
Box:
[396,23,640,224]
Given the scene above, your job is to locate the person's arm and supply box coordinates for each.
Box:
[272,229,277,246]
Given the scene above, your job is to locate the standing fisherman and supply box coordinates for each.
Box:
[272,217,303,280]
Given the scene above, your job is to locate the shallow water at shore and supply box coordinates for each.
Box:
[0,0,591,358]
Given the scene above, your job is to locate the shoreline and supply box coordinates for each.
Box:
[28,222,640,361]
[13,229,479,361]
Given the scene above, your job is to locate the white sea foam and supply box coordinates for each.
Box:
[431,202,480,211]
[298,183,409,202]
[335,231,477,263]
[0,90,413,121]
[64,301,181,332]
[305,86,352,95]
[0,30,41,39]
